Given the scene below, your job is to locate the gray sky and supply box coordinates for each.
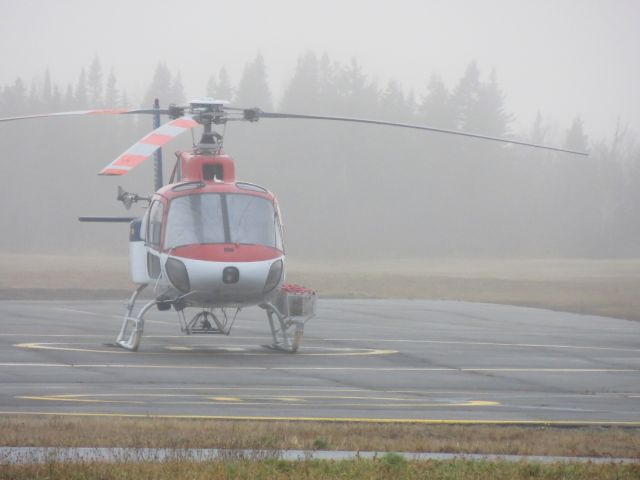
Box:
[1,0,639,139]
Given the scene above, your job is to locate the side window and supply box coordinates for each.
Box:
[274,212,284,252]
[147,200,164,250]
[274,202,284,253]
[139,209,149,242]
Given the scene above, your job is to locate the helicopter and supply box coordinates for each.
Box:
[0,98,587,352]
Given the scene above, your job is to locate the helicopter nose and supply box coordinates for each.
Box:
[166,252,284,306]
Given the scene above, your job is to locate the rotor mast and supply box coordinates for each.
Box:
[196,117,224,154]
[169,98,227,155]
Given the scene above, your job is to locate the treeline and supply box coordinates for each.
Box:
[1,53,638,258]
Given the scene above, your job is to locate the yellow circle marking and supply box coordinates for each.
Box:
[13,342,397,357]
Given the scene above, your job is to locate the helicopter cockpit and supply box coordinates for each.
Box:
[164,192,284,252]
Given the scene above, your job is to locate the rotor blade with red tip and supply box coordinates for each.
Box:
[98,115,199,176]
[0,108,169,123]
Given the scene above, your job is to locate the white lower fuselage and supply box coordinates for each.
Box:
[154,251,284,308]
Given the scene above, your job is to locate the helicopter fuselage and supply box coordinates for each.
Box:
[129,153,286,309]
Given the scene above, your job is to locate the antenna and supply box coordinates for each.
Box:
[153,98,163,190]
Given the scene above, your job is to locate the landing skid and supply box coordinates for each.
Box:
[114,284,316,353]
[115,285,154,351]
[263,285,316,353]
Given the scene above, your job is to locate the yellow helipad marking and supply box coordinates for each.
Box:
[18,395,145,405]
[14,343,131,354]
[13,342,396,357]
[16,393,499,408]
[0,334,106,337]
[466,401,499,407]
[1,410,639,427]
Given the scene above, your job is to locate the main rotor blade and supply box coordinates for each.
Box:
[99,115,198,176]
[0,108,170,123]
[252,111,588,156]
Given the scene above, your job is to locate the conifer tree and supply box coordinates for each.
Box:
[205,74,217,98]
[333,58,378,115]
[42,69,53,108]
[464,70,511,136]
[235,53,272,109]
[450,61,480,130]
[530,111,548,144]
[280,51,319,112]
[565,116,588,151]
[380,80,410,121]
[88,56,103,106]
[1,77,27,115]
[120,91,131,113]
[215,67,234,101]
[28,81,39,111]
[104,68,119,106]
[51,84,61,110]
[317,52,338,112]
[205,68,234,100]
[75,67,88,108]
[170,72,186,103]
[143,62,173,107]
[63,84,74,109]
[406,90,416,116]
[419,74,455,128]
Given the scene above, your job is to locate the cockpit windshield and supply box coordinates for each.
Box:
[164,193,283,251]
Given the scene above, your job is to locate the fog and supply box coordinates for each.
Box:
[1,0,639,260]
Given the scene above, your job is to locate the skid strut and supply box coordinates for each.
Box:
[264,284,316,353]
[115,285,156,351]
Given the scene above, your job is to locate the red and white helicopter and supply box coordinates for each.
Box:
[0,98,586,352]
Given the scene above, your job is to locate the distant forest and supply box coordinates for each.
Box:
[1,53,639,258]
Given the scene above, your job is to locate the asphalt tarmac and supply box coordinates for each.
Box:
[0,298,638,425]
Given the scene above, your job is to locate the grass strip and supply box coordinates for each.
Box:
[1,456,638,479]
[1,416,639,459]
